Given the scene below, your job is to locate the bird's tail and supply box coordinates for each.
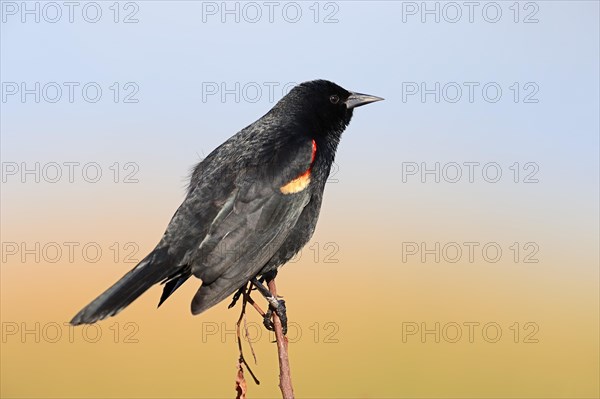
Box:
[70,247,173,325]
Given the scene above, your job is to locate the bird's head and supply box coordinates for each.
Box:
[277,80,383,138]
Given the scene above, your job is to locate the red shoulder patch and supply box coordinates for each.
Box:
[280,139,317,195]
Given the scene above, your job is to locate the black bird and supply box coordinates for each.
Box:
[70,80,383,327]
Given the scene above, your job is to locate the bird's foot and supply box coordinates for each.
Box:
[262,298,287,335]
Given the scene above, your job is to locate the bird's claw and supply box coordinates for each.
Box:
[262,310,274,331]
[262,298,287,335]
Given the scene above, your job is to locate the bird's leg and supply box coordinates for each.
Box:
[250,277,287,335]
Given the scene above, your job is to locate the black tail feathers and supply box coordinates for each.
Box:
[70,247,174,325]
[158,270,192,308]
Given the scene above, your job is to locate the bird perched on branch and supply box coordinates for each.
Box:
[70,80,383,331]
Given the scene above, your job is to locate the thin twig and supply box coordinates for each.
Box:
[247,294,266,319]
[243,289,262,363]
[267,278,294,399]
[235,283,260,386]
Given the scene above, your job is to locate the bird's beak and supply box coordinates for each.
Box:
[345,92,384,109]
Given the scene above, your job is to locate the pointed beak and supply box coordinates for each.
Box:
[345,92,384,109]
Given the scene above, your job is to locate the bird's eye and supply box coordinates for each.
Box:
[329,95,340,104]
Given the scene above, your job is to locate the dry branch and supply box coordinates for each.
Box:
[267,279,294,399]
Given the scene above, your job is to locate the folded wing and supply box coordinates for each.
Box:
[188,137,315,314]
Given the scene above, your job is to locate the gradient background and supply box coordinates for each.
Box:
[1,1,598,398]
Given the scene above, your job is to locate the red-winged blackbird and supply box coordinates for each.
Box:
[70,80,383,326]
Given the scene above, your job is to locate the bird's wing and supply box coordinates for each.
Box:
[188,137,315,314]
